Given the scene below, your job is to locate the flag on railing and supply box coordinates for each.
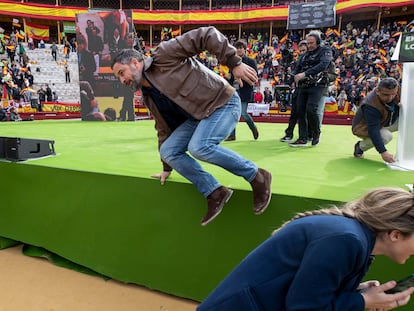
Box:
[25,22,49,41]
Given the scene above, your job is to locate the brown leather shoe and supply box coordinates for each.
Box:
[252,127,259,140]
[250,168,272,215]
[225,136,236,141]
[201,186,233,226]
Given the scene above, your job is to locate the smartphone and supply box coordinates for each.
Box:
[385,274,414,294]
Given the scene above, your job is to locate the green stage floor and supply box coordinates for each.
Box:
[0,119,411,202]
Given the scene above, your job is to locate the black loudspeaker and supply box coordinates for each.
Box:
[0,137,55,161]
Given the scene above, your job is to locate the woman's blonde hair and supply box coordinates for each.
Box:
[273,187,414,235]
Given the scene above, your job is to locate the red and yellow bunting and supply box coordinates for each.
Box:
[0,0,412,25]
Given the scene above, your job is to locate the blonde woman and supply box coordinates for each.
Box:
[198,187,414,310]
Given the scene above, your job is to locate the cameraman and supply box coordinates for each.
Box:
[289,31,332,147]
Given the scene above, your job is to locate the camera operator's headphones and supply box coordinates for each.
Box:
[307,31,322,46]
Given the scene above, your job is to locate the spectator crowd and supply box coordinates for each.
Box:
[0,28,75,121]
[0,16,411,121]
[196,19,407,113]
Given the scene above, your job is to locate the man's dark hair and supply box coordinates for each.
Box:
[378,77,398,90]
[234,40,247,49]
[111,49,144,69]
[104,107,117,121]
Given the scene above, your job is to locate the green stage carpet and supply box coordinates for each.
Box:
[0,120,413,308]
[0,119,410,202]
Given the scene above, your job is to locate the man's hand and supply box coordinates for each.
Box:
[294,72,306,84]
[381,151,395,163]
[232,62,258,88]
[151,171,171,185]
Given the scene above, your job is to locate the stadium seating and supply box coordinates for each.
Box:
[25,43,81,103]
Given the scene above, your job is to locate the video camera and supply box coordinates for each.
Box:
[298,72,329,88]
[274,85,291,112]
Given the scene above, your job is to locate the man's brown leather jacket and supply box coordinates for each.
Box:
[141,26,242,171]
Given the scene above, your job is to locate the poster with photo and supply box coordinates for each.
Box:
[75,10,137,121]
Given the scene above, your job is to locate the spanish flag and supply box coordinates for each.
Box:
[396,63,403,75]
[247,51,258,59]
[343,48,356,55]
[198,51,207,59]
[325,28,333,37]
[25,22,49,41]
[16,32,24,41]
[270,76,279,86]
[324,100,338,114]
[218,64,229,76]
[171,29,180,38]
[12,18,21,28]
[279,33,288,44]
[273,53,282,60]
[380,55,388,63]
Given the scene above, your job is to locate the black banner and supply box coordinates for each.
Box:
[287,1,336,30]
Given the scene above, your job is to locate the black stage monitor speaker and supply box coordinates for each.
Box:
[0,137,55,161]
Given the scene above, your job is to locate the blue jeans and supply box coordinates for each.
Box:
[160,93,258,197]
[230,101,256,137]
